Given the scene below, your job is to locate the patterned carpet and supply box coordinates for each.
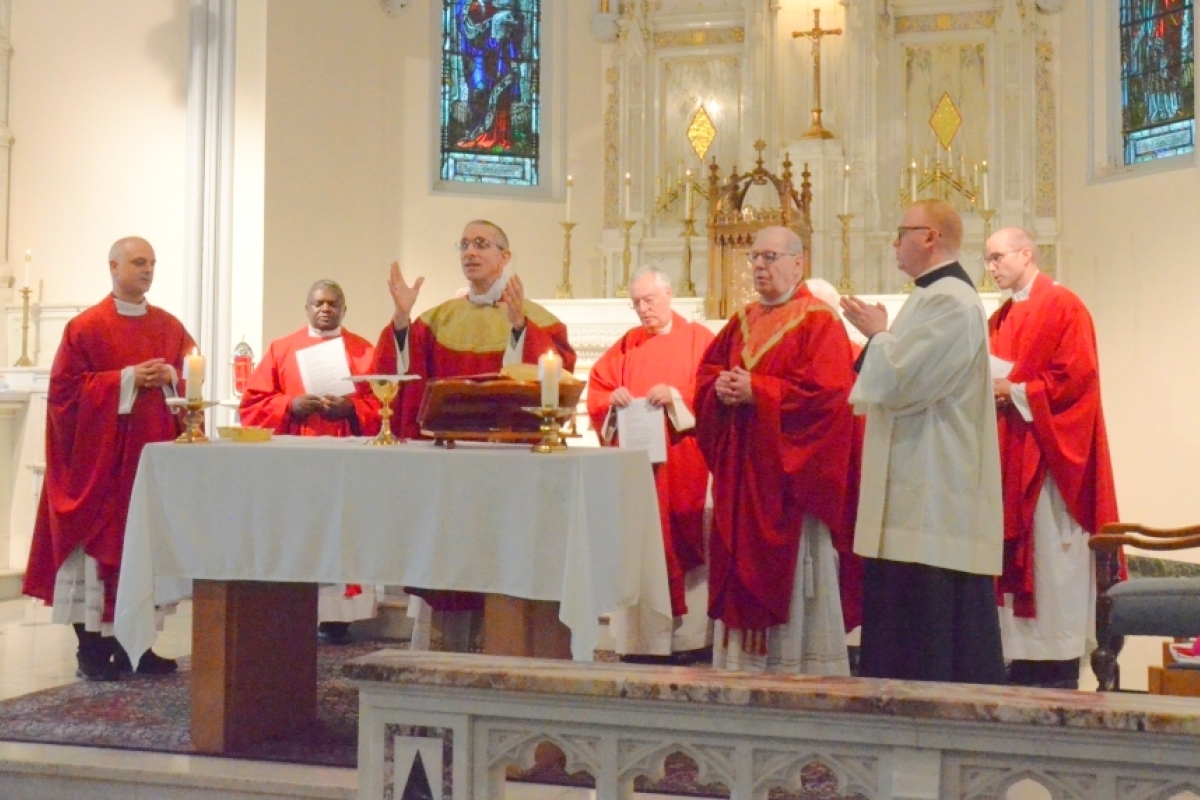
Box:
[0,639,372,768]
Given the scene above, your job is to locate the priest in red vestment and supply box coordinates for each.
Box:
[587,268,714,659]
[238,279,381,644]
[986,227,1119,689]
[23,237,194,681]
[371,219,575,649]
[696,226,859,675]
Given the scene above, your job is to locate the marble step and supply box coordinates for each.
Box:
[0,741,355,800]
[0,569,23,601]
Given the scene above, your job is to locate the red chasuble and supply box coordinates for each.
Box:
[372,298,575,440]
[238,326,380,437]
[372,297,574,612]
[696,286,859,632]
[586,311,715,617]
[24,298,195,620]
[989,273,1119,617]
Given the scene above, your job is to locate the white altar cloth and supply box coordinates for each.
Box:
[113,438,670,661]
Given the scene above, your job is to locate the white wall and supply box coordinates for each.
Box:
[8,0,190,333]
[259,0,605,344]
[1057,2,1200,528]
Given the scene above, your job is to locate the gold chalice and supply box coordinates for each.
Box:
[166,397,218,443]
[350,375,418,445]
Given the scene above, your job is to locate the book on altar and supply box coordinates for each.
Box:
[296,338,355,396]
[616,400,667,464]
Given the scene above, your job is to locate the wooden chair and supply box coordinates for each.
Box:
[1089,522,1200,691]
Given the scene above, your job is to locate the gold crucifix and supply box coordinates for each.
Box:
[792,9,842,140]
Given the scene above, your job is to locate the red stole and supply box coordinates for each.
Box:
[24,298,195,620]
[989,273,1119,616]
[696,286,859,632]
[586,313,715,616]
[238,327,380,437]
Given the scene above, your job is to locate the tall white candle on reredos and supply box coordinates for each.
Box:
[623,173,632,219]
[538,350,561,408]
[565,175,573,222]
[23,250,31,289]
[184,349,206,401]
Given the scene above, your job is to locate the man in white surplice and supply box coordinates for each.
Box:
[841,200,1006,684]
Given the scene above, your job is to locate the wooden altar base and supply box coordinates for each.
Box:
[191,580,318,754]
[189,581,573,754]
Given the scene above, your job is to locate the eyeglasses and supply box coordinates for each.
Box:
[746,251,797,266]
[985,249,1023,264]
[629,294,664,310]
[455,237,501,252]
[895,226,934,240]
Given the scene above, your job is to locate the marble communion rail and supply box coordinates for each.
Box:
[344,651,1200,800]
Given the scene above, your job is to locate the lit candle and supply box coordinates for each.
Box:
[910,159,918,202]
[565,175,573,222]
[981,160,990,210]
[184,349,206,402]
[624,173,632,220]
[23,250,30,289]
[684,169,693,218]
[842,164,850,215]
[538,350,562,408]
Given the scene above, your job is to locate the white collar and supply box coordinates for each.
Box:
[308,325,343,338]
[1010,272,1042,303]
[648,319,673,336]
[467,273,509,306]
[759,282,799,307]
[114,296,148,317]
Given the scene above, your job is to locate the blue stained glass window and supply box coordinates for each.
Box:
[1119,0,1195,165]
[440,0,541,187]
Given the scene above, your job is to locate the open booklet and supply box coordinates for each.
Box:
[296,338,355,397]
[615,401,668,464]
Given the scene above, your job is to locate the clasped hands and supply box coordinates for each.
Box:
[714,367,753,406]
[610,383,675,409]
[839,295,888,338]
[387,261,527,331]
[133,359,174,390]
[291,394,356,420]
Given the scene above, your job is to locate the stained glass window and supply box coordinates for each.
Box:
[440,0,541,187]
[1119,0,1195,165]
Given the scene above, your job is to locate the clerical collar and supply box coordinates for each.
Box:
[649,319,673,336]
[113,296,148,317]
[759,282,800,307]
[1010,272,1041,303]
[308,325,343,338]
[913,260,972,289]
[467,273,509,306]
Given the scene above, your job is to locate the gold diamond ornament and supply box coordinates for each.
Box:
[928,92,962,151]
[687,106,717,161]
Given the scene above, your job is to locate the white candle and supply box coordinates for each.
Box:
[842,164,850,215]
[685,170,693,218]
[184,350,206,402]
[538,350,562,408]
[910,159,918,202]
[981,161,990,210]
[565,175,573,222]
[23,250,30,289]
[624,172,632,220]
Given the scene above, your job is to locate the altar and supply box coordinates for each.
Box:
[112,437,670,752]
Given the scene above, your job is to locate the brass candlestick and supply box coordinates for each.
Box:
[523,406,573,453]
[835,213,855,294]
[13,287,33,367]
[678,215,698,297]
[616,219,635,297]
[174,399,217,443]
[977,209,999,292]
[555,222,576,299]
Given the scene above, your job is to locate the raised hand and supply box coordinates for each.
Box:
[840,295,888,338]
[388,261,424,329]
[499,273,526,331]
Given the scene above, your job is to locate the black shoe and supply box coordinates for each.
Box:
[318,622,354,645]
[76,651,120,682]
[111,642,133,674]
[133,649,178,675]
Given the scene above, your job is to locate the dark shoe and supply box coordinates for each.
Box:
[111,642,133,674]
[76,650,120,681]
[318,622,354,645]
[618,653,674,665]
[134,649,178,675]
